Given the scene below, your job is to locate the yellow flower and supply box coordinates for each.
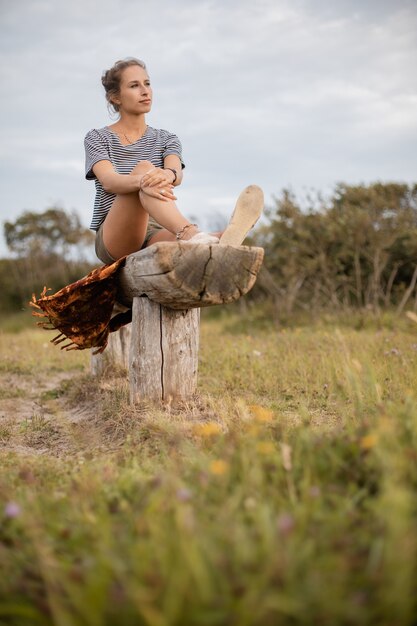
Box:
[256,441,275,455]
[209,460,229,475]
[360,434,378,450]
[193,422,223,437]
[249,405,274,423]
[243,423,261,437]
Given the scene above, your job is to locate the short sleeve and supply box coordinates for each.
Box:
[163,132,185,169]
[84,130,110,180]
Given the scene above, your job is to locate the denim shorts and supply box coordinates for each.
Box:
[95,218,164,265]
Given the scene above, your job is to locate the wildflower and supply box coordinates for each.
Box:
[360,434,378,450]
[176,488,192,502]
[209,460,229,476]
[277,513,295,536]
[244,497,257,510]
[390,348,400,356]
[243,423,261,437]
[4,502,21,518]
[194,422,223,437]
[249,405,274,423]
[309,486,321,498]
[384,348,401,356]
[256,441,275,455]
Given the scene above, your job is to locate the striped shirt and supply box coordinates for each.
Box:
[84,125,185,231]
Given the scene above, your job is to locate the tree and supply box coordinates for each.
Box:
[2,207,95,311]
[4,207,94,258]
[254,183,417,316]
[329,183,417,309]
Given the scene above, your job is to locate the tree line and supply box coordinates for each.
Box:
[0,208,95,313]
[1,182,417,317]
[252,182,417,317]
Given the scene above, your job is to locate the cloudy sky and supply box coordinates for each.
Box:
[0,0,416,257]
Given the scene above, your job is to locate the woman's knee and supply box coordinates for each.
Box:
[130,160,154,175]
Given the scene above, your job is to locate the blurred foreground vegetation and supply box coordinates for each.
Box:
[0,313,417,624]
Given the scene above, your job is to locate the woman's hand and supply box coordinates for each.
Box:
[140,182,177,202]
[141,167,174,188]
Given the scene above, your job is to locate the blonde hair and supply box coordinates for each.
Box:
[101,57,147,113]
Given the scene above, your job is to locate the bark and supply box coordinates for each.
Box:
[129,297,199,405]
[396,265,417,316]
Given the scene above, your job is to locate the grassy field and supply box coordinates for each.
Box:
[0,309,417,625]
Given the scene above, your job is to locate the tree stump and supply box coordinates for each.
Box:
[92,242,264,404]
[91,323,131,376]
[129,299,199,404]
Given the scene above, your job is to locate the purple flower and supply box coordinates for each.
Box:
[277,513,295,536]
[176,488,192,502]
[4,502,21,518]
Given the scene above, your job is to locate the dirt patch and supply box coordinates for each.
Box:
[0,367,109,457]
[0,371,75,420]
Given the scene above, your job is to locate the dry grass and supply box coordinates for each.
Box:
[1,312,417,625]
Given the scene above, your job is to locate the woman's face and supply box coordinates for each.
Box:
[115,65,153,115]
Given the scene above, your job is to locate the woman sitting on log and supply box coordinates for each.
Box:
[31,57,264,353]
[85,57,220,264]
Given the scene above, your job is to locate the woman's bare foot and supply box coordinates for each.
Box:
[183,232,220,244]
[181,224,219,244]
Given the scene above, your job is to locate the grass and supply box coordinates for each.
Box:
[0,310,417,625]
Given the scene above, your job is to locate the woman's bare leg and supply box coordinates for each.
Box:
[102,160,198,259]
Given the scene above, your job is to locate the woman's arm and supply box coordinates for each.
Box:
[93,155,183,194]
[140,154,183,189]
[92,160,144,194]
[164,154,183,187]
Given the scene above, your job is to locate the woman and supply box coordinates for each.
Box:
[85,57,220,264]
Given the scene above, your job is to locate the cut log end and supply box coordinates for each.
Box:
[118,242,264,310]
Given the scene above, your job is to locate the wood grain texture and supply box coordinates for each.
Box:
[128,297,199,404]
[93,243,263,404]
[117,242,264,310]
[91,324,131,376]
[129,297,163,404]
[161,307,199,403]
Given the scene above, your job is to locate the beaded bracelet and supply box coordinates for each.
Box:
[176,223,198,240]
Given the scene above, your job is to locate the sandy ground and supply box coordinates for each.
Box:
[0,367,104,457]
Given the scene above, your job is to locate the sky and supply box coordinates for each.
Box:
[0,0,416,257]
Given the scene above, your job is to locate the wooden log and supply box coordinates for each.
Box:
[129,297,199,404]
[93,241,264,405]
[117,242,264,310]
